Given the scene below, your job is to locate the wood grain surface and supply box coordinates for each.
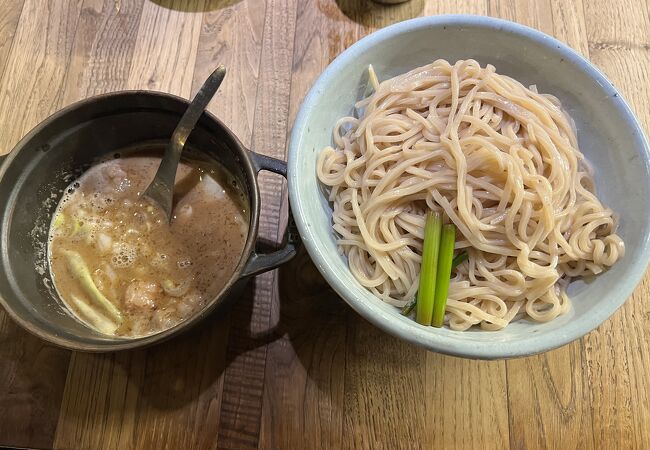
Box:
[0,1,649,449]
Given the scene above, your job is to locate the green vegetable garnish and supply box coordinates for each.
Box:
[64,250,122,323]
[401,298,416,316]
[71,218,83,236]
[432,224,456,327]
[52,213,65,229]
[69,294,119,334]
[451,251,468,268]
[415,212,442,325]
[162,279,191,297]
[402,250,467,317]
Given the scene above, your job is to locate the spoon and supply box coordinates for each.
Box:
[143,65,227,221]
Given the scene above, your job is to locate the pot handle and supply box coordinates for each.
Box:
[241,151,298,278]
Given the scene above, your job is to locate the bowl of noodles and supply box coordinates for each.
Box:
[287,15,650,359]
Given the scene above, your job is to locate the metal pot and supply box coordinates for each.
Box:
[0,91,296,351]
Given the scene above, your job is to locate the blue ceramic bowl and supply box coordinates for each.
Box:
[287,15,650,359]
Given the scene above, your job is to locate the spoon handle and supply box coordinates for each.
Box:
[143,65,227,220]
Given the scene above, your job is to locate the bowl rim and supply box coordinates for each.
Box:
[287,14,650,359]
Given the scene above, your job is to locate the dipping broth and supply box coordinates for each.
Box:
[48,155,249,337]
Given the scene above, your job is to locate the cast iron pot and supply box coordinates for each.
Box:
[0,91,296,351]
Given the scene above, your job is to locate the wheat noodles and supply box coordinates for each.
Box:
[317,59,624,331]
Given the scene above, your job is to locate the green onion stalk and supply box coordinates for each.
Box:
[401,248,466,317]
[415,212,442,325]
[431,224,456,327]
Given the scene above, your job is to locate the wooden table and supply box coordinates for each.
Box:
[1,0,649,449]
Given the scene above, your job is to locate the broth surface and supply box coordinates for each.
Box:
[48,155,249,337]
